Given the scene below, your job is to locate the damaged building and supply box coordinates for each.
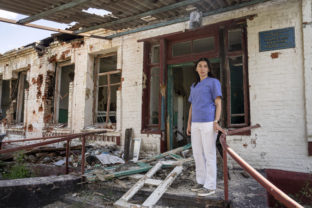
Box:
[0,0,311,179]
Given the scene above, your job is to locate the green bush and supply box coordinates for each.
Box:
[3,151,32,179]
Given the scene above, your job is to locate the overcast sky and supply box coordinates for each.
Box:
[0,9,70,54]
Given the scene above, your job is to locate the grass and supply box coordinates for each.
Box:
[2,151,33,179]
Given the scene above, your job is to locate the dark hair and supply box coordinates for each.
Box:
[193,57,213,87]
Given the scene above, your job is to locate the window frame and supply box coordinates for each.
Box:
[141,20,250,135]
[141,42,162,133]
[224,25,250,129]
[53,61,74,124]
[94,53,121,128]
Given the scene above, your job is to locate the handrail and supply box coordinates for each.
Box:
[221,125,303,208]
[1,130,107,144]
[0,131,106,175]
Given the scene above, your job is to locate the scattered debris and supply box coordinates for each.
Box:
[95,153,124,165]
[131,137,141,162]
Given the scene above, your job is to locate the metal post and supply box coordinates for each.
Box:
[81,136,86,175]
[65,139,70,174]
[222,134,229,202]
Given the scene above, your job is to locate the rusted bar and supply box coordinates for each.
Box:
[65,139,70,174]
[1,131,106,144]
[220,136,303,208]
[222,134,229,202]
[0,131,107,154]
[0,136,73,154]
[227,124,260,136]
[81,136,86,175]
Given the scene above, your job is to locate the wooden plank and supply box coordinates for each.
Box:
[98,70,121,76]
[120,162,162,201]
[167,65,174,150]
[98,82,121,88]
[16,73,24,123]
[146,179,162,186]
[124,128,132,161]
[105,74,111,124]
[143,166,183,206]
[139,143,191,163]
[97,163,152,181]
[17,0,92,24]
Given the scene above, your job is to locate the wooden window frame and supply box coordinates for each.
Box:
[141,42,162,133]
[167,29,219,65]
[16,71,27,123]
[141,19,250,135]
[224,24,250,129]
[53,61,73,124]
[94,53,121,128]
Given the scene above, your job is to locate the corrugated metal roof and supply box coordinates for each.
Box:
[0,0,253,32]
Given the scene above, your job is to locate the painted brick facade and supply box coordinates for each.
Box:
[0,0,311,173]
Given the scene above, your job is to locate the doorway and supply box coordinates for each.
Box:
[167,59,220,150]
[56,64,75,124]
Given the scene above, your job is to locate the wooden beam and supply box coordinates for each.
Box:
[17,0,92,24]
[0,17,108,40]
[74,0,203,34]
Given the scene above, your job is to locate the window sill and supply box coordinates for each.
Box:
[227,129,251,136]
[141,129,162,134]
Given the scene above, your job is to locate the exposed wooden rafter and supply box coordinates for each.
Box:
[17,0,92,25]
[0,17,108,39]
[74,0,203,34]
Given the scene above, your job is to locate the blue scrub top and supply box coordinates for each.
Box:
[188,77,222,122]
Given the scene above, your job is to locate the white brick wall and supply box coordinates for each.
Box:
[0,0,310,172]
[111,0,312,172]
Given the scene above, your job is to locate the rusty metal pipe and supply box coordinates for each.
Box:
[0,131,107,154]
[1,131,107,144]
[227,124,260,136]
[220,136,303,208]
[0,136,73,154]
[222,134,229,202]
[81,136,86,175]
[65,139,70,174]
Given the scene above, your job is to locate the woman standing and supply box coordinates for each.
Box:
[187,57,222,197]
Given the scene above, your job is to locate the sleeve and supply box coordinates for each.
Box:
[212,79,222,100]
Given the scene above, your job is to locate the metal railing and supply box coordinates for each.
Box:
[0,131,106,175]
[221,124,303,208]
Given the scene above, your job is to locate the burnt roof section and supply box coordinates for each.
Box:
[0,0,254,33]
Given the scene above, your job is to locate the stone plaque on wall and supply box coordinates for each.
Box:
[259,27,295,52]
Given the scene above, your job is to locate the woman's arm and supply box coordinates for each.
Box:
[213,97,222,132]
[186,104,192,135]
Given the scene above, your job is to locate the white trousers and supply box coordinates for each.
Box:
[191,122,217,190]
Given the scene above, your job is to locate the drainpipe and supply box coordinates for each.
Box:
[301,0,312,155]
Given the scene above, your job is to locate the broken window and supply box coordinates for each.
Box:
[171,36,215,57]
[0,72,28,124]
[225,27,249,127]
[16,72,28,123]
[95,54,121,127]
[142,43,161,132]
[142,22,250,138]
[0,79,10,121]
[54,63,75,125]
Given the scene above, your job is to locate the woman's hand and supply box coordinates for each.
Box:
[186,123,191,136]
[213,121,227,135]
